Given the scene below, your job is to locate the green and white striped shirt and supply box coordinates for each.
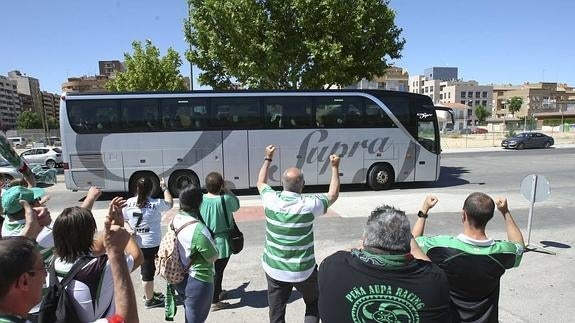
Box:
[259,184,329,282]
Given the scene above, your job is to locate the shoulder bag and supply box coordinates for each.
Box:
[221,194,244,254]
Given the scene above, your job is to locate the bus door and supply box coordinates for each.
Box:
[222,130,250,189]
[414,109,440,181]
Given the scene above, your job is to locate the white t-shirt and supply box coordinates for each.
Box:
[122,196,171,248]
[49,255,135,323]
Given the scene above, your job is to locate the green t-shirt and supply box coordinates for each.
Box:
[172,211,218,283]
[200,193,240,259]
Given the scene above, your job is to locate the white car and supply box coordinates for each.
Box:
[20,147,63,168]
[0,157,22,185]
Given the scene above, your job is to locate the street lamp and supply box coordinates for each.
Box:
[187,1,194,90]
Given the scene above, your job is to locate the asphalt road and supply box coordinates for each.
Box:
[42,147,575,322]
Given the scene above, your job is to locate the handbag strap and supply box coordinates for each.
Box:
[221,194,232,231]
[171,219,198,271]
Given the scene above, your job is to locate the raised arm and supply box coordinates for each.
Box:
[160,177,173,207]
[257,145,276,191]
[326,154,341,205]
[19,200,51,239]
[496,197,525,247]
[104,204,139,323]
[80,186,102,210]
[412,195,438,238]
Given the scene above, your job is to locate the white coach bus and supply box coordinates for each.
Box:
[59,90,449,195]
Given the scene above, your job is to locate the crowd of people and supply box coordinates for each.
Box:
[0,145,525,323]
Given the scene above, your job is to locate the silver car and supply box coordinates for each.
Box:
[0,157,22,185]
[19,147,63,168]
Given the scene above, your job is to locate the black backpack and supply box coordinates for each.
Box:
[38,256,93,323]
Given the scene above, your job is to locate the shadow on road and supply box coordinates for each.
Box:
[225,281,300,309]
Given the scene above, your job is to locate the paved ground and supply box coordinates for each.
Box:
[36,140,575,322]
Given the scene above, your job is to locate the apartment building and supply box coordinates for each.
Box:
[346,67,409,91]
[61,75,109,93]
[41,91,59,121]
[7,70,42,114]
[98,60,124,78]
[0,76,22,130]
[493,82,575,119]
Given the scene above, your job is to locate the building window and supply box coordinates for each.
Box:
[424,87,428,93]
[467,91,473,98]
[430,86,434,92]
[461,91,466,98]
[460,100,466,105]
[440,93,443,100]
[475,100,480,106]
[482,100,487,106]
[482,91,487,98]
[475,92,480,98]
[448,92,451,99]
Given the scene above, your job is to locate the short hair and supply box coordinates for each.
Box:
[179,185,203,213]
[282,168,304,193]
[363,205,412,254]
[136,177,153,208]
[463,192,495,228]
[53,206,97,263]
[0,237,38,299]
[205,172,224,194]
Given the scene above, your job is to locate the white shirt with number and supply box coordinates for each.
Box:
[122,197,171,248]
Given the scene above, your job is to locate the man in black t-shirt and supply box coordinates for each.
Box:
[414,193,524,323]
[318,205,451,323]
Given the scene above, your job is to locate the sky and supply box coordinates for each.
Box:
[1,0,574,94]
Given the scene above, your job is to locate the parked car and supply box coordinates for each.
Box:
[7,136,27,148]
[472,128,488,134]
[0,157,22,185]
[501,132,554,150]
[19,147,63,168]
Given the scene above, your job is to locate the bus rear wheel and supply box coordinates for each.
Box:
[168,170,200,197]
[129,172,161,197]
[367,163,394,190]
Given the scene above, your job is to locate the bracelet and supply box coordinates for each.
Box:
[162,187,168,192]
[264,157,272,162]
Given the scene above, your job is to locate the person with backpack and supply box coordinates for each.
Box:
[200,172,240,312]
[47,199,143,323]
[122,175,173,309]
[170,185,218,323]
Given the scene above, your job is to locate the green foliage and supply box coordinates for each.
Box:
[47,117,59,129]
[507,96,523,116]
[505,123,517,138]
[16,111,43,129]
[185,0,405,89]
[474,105,491,124]
[543,118,575,126]
[106,40,188,92]
[519,116,537,131]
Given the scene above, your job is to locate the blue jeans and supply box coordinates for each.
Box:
[174,275,214,323]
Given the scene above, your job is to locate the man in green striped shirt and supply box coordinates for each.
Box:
[257,144,341,323]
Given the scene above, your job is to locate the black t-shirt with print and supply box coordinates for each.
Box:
[318,250,451,323]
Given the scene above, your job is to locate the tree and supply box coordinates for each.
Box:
[47,117,59,129]
[106,40,188,92]
[185,0,405,89]
[474,105,491,125]
[16,111,43,129]
[507,96,523,116]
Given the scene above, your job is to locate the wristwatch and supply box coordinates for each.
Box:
[417,210,428,219]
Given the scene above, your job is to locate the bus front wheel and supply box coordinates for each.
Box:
[168,170,200,197]
[129,172,161,197]
[367,164,394,190]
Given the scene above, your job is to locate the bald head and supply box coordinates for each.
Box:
[282,167,304,193]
